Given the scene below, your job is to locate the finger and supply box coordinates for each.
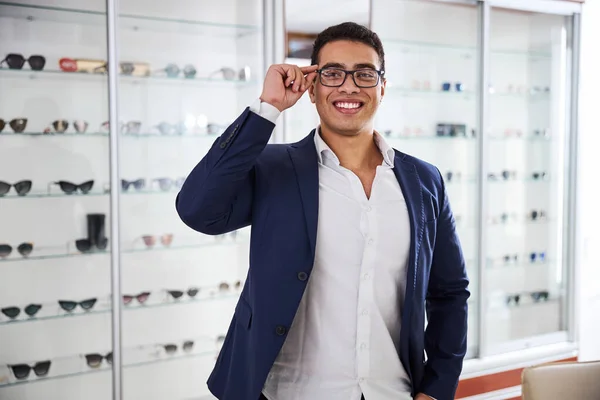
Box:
[300,64,319,74]
[282,65,295,87]
[301,71,317,92]
[294,67,304,92]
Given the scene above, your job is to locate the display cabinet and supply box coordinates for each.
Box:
[0,0,266,399]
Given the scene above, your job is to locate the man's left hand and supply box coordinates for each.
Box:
[415,394,435,400]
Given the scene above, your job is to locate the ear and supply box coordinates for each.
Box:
[380,77,386,101]
[308,80,316,103]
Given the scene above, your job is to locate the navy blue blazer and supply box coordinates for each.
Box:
[176,108,470,400]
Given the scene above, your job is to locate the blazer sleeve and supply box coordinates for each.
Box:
[420,168,471,400]
[175,107,275,235]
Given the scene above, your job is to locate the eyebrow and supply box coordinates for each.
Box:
[321,62,379,70]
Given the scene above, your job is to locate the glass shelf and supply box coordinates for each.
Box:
[0,293,240,326]
[0,189,179,199]
[385,135,476,141]
[0,350,215,388]
[0,2,260,37]
[381,38,551,59]
[0,68,258,87]
[0,131,222,139]
[386,87,476,98]
[0,241,236,263]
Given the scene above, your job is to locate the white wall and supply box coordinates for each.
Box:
[576,0,600,362]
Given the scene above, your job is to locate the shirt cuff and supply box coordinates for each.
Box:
[249,98,281,124]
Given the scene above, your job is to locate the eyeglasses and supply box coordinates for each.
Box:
[85,352,113,368]
[531,171,547,180]
[316,67,384,88]
[75,238,108,253]
[506,294,521,306]
[154,63,197,79]
[529,209,547,221]
[162,341,194,355]
[141,234,174,248]
[0,118,28,133]
[9,361,51,380]
[167,288,199,300]
[502,254,518,264]
[58,298,98,312]
[152,177,184,192]
[121,178,145,191]
[1,304,42,319]
[123,292,151,306]
[50,180,94,194]
[0,180,32,197]
[529,251,546,263]
[0,243,34,258]
[530,290,549,302]
[210,66,252,82]
[1,54,46,70]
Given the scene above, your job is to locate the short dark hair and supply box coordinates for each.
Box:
[310,22,385,74]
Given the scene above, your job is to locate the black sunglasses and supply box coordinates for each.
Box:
[167,288,199,300]
[503,254,518,264]
[1,54,46,71]
[529,251,546,263]
[506,294,521,306]
[51,180,94,194]
[75,238,108,253]
[0,180,32,196]
[163,341,194,355]
[121,178,145,191]
[0,243,34,258]
[85,352,113,368]
[0,118,28,133]
[530,290,550,302]
[58,298,97,312]
[9,361,51,380]
[1,304,42,319]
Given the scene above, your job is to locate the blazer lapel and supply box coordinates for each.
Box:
[392,152,425,373]
[287,131,319,261]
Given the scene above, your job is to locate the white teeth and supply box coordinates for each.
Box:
[335,102,361,109]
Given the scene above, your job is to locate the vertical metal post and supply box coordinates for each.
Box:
[476,0,490,358]
[566,12,581,344]
[105,0,123,398]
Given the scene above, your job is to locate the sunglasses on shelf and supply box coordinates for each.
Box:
[154,122,183,135]
[506,294,521,306]
[85,352,113,368]
[152,177,184,192]
[0,180,32,196]
[167,288,199,300]
[9,361,51,380]
[529,210,547,221]
[530,290,550,302]
[1,53,46,71]
[0,243,34,258]
[1,304,42,319]
[532,171,547,180]
[121,178,145,191]
[210,66,251,81]
[529,252,546,263]
[0,118,28,133]
[163,341,194,355]
[75,238,108,253]
[122,292,150,305]
[154,63,197,79]
[502,254,518,264]
[119,62,150,77]
[58,298,97,312]
[141,234,173,248]
[50,180,94,194]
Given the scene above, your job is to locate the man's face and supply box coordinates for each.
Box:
[309,40,385,137]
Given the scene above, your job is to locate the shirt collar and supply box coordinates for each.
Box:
[313,126,395,168]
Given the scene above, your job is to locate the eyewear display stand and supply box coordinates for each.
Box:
[0,0,265,399]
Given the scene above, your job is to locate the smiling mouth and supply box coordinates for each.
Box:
[333,100,364,113]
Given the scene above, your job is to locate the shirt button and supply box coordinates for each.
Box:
[360,343,367,350]
[275,325,287,336]
[361,309,368,316]
[362,273,370,280]
[366,206,372,212]
[367,239,374,245]
[359,378,365,383]
[297,271,308,281]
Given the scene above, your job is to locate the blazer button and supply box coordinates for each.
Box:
[219,142,227,149]
[297,271,308,281]
[275,325,287,336]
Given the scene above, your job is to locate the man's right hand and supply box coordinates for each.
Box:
[259,64,319,112]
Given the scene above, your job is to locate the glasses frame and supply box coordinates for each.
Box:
[316,67,385,88]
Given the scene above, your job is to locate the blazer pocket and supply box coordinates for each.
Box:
[235,296,252,330]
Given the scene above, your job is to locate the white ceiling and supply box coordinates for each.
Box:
[285,0,370,33]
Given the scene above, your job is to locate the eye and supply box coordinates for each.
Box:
[322,70,343,78]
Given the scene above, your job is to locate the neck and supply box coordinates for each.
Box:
[319,123,383,170]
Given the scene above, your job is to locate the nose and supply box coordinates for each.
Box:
[337,73,360,94]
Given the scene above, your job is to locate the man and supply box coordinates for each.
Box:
[177,22,469,400]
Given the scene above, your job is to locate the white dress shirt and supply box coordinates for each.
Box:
[249,101,413,400]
